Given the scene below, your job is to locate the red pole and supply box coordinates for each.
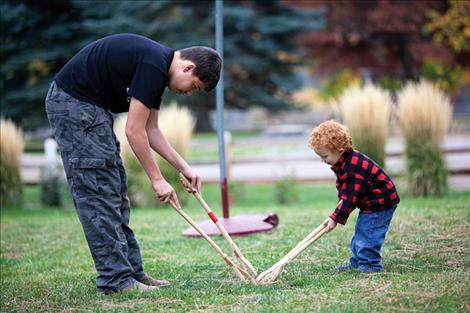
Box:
[221,177,229,218]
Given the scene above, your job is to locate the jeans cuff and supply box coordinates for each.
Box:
[357,265,382,273]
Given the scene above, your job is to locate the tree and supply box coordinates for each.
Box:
[1,1,324,131]
[425,0,470,53]
[143,0,324,131]
[0,0,85,129]
[290,0,454,80]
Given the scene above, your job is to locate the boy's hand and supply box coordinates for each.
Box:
[152,178,180,209]
[322,217,337,233]
[180,167,201,194]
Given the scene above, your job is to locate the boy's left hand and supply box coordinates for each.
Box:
[181,167,201,194]
[322,217,337,233]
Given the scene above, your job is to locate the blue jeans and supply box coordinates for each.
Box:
[349,207,396,272]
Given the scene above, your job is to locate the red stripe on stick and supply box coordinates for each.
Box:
[208,212,218,223]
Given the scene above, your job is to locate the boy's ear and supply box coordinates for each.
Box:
[183,64,196,73]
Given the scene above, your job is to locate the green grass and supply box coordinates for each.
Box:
[1,184,469,312]
[192,131,261,142]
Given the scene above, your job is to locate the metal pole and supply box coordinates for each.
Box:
[215,0,230,218]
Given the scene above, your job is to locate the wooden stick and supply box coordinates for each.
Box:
[256,223,325,282]
[168,199,250,281]
[257,223,327,283]
[179,173,258,280]
[267,223,325,273]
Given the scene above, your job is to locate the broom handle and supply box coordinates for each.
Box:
[169,200,249,281]
[180,173,257,278]
[282,226,328,265]
[272,223,325,269]
[257,225,328,283]
[256,223,325,282]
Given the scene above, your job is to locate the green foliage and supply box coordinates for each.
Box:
[404,138,448,197]
[38,167,63,208]
[377,76,403,93]
[354,136,387,169]
[0,0,85,129]
[320,69,361,100]
[425,0,470,53]
[273,176,298,204]
[0,1,324,131]
[422,60,465,94]
[397,80,451,197]
[0,162,22,208]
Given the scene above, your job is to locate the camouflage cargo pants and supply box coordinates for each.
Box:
[45,81,144,293]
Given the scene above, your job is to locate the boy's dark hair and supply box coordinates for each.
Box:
[179,46,221,92]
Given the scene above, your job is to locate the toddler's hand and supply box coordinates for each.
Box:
[322,217,337,233]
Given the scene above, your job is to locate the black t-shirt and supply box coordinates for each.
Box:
[55,33,174,113]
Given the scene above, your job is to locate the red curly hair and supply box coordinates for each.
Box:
[309,120,352,153]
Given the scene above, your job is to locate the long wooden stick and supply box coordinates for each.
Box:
[179,173,257,279]
[257,223,327,283]
[168,199,250,281]
[256,223,324,282]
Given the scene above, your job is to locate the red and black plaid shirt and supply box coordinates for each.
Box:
[330,148,399,225]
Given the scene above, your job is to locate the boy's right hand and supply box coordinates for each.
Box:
[152,178,180,209]
[322,217,337,233]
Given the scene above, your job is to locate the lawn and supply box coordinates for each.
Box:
[1,183,469,312]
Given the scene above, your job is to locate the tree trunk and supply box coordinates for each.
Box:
[397,36,416,80]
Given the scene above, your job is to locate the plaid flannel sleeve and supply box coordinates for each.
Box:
[330,173,364,225]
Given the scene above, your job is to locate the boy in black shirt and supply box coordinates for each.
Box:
[45,33,221,294]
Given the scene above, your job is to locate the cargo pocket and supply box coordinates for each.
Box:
[47,113,73,152]
[70,157,106,197]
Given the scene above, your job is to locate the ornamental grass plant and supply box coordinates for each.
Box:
[396,80,452,196]
[0,118,24,207]
[114,103,194,208]
[339,83,392,167]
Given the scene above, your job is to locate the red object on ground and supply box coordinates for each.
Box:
[183,213,279,237]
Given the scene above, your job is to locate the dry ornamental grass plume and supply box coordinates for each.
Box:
[339,83,392,167]
[157,103,195,160]
[396,80,451,145]
[114,102,194,207]
[0,119,24,206]
[396,80,452,196]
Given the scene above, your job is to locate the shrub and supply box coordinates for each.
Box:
[114,102,195,208]
[396,80,451,196]
[273,174,298,205]
[39,167,63,207]
[339,83,392,167]
[0,119,24,207]
[320,69,362,101]
[421,59,465,94]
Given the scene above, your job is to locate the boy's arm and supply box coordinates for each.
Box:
[330,173,364,225]
[126,97,181,207]
[145,108,201,193]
